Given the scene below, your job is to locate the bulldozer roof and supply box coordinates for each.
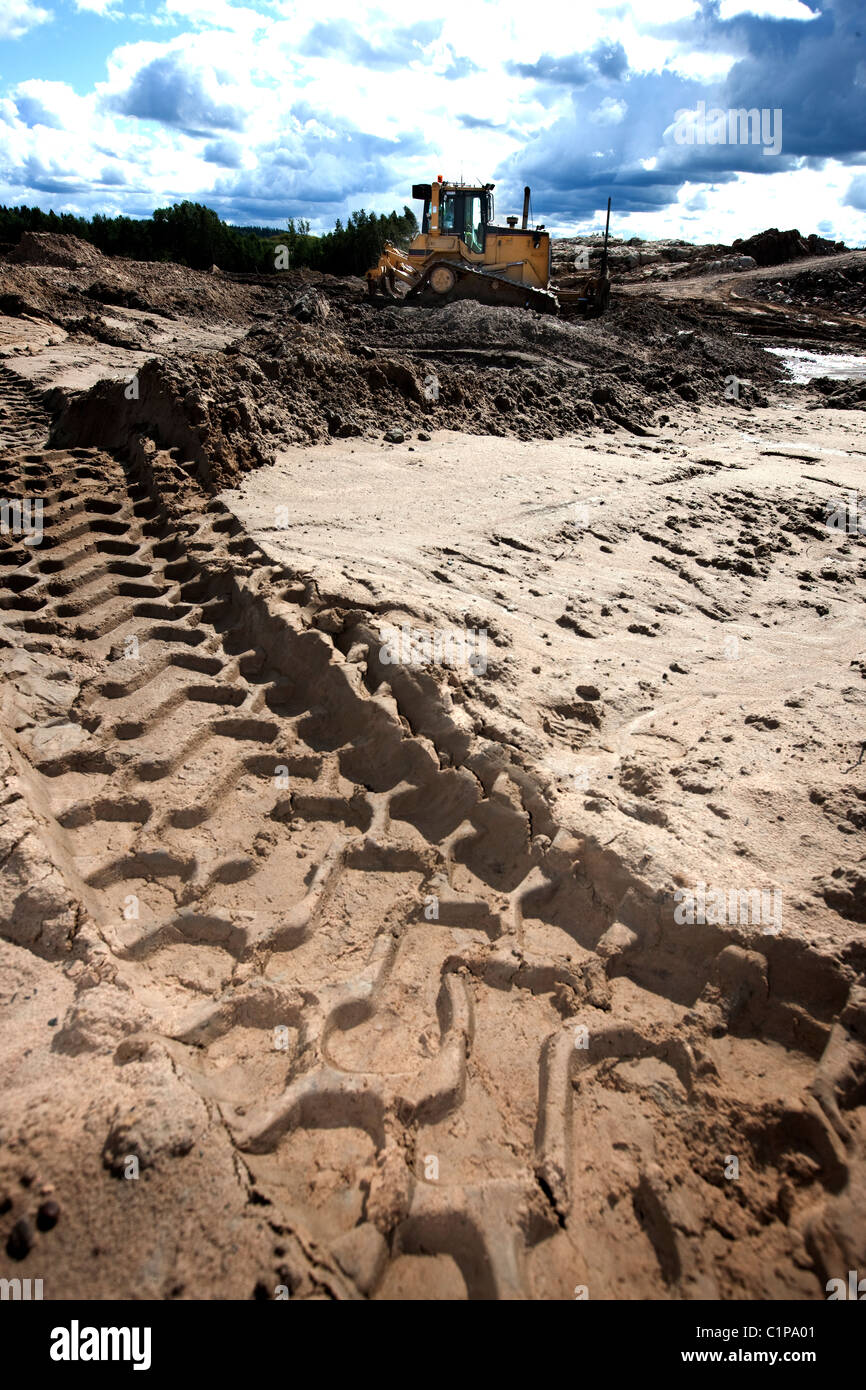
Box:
[412,180,495,199]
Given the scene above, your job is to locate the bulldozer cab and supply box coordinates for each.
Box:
[413,182,493,253]
[440,189,491,253]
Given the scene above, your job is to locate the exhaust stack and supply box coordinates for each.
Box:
[599,196,611,283]
[521,186,531,230]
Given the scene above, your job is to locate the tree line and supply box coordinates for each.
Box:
[0,200,418,276]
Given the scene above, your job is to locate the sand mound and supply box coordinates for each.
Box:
[7,232,106,270]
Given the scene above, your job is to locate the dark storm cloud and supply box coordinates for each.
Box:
[108,52,245,134]
[299,19,443,69]
[496,0,866,222]
[718,0,865,160]
[507,41,629,86]
[638,0,864,160]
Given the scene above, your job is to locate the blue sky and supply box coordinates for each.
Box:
[0,0,864,242]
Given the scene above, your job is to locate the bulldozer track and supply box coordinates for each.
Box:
[0,365,861,1299]
[0,363,49,451]
[407,261,560,316]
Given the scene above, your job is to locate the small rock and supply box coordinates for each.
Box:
[37,1199,60,1232]
[745,713,780,730]
[383,428,405,444]
[289,289,329,323]
[597,920,638,960]
[7,1217,34,1260]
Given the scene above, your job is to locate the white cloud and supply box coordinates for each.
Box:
[590,97,627,126]
[73,0,123,16]
[662,49,738,82]
[14,79,91,130]
[162,0,271,35]
[0,0,51,40]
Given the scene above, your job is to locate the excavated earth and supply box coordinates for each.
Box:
[1,235,865,1301]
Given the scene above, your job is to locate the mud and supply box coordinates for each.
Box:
[43,286,781,492]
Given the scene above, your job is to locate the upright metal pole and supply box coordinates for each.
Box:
[600,196,611,282]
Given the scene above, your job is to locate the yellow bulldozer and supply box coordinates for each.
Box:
[366,179,611,317]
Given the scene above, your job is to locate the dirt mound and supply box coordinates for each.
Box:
[46,322,653,487]
[0,254,314,335]
[83,280,151,313]
[7,232,106,270]
[0,291,44,319]
[731,227,846,268]
[809,376,866,410]
[754,260,866,315]
[44,285,783,490]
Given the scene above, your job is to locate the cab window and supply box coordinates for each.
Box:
[439,192,484,250]
[464,195,483,253]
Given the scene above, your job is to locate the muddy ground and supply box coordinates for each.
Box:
[1,233,865,1301]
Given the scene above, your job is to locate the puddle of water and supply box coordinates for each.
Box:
[764,346,866,383]
[739,433,852,457]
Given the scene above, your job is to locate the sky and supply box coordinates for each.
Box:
[0,0,864,243]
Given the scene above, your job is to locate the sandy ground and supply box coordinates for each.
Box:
[224,406,866,957]
[1,239,865,1302]
[0,304,245,396]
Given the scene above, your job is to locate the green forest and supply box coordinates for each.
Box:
[0,200,419,276]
